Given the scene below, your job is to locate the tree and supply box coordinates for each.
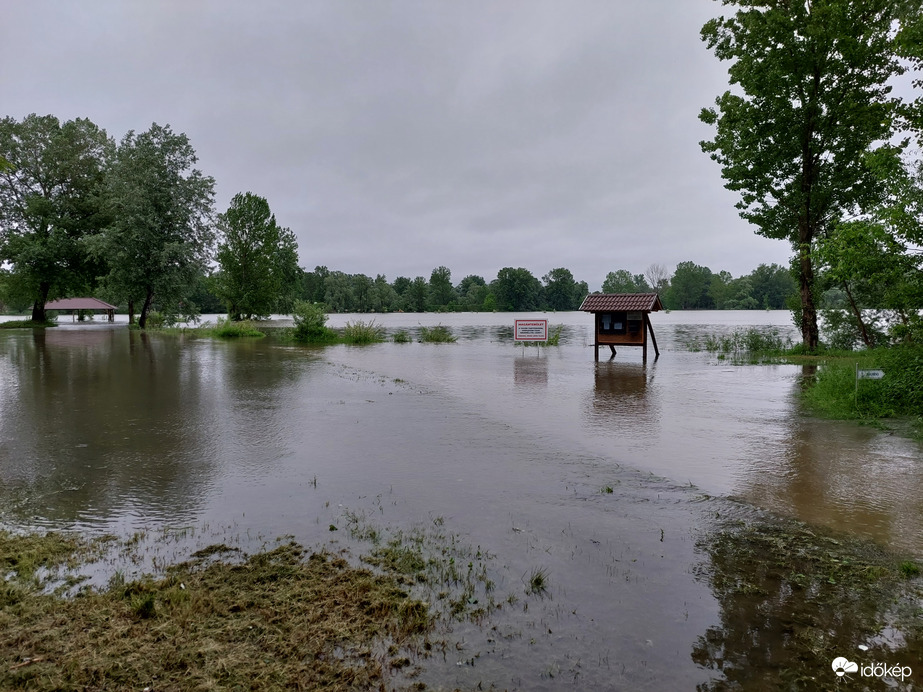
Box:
[428,265,455,309]
[542,267,584,310]
[666,261,714,309]
[215,192,300,320]
[601,269,651,294]
[700,0,922,350]
[456,274,487,311]
[0,114,112,321]
[404,276,428,312]
[645,263,671,296]
[491,267,543,311]
[93,124,215,328]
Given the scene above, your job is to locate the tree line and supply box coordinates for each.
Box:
[0,114,798,327]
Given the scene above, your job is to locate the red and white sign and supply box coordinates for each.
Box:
[514,319,548,341]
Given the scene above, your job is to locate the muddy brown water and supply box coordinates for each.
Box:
[1,311,920,690]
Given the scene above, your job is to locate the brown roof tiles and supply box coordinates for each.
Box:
[578,293,663,312]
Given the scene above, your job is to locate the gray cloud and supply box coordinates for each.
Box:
[2,0,793,289]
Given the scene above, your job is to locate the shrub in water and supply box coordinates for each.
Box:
[392,329,411,344]
[212,318,265,338]
[419,325,456,343]
[291,301,338,343]
[342,320,384,344]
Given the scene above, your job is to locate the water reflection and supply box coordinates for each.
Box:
[0,329,316,530]
[513,355,548,387]
[583,360,660,444]
[692,516,921,690]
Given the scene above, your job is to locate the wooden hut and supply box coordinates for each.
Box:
[44,297,117,322]
[579,293,663,361]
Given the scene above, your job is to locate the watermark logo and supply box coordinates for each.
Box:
[832,656,912,682]
[832,657,858,677]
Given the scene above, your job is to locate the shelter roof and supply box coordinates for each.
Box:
[44,297,117,311]
[579,293,663,312]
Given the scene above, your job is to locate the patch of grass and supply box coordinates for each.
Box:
[0,319,56,329]
[525,567,549,596]
[899,560,921,578]
[419,325,456,343]
[693,517,923,690]
[690,327,793,358]
[802,344,923,423]
[342,320,385,344]
[392,329,411,344]
[0,534,433,691]
[210,317,265,338]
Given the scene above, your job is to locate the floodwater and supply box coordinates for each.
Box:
[1,311,921,690]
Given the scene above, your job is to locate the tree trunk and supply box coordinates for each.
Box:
[138,289,154,329]
[31,282,50,322]
[797,239,819,352]
[128,299,135,325]
[842,281,874,348]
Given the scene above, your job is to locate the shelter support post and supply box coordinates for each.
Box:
[644,314,659,358]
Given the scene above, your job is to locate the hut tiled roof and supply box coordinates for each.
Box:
[44,297,117,310]
[579,293,663,312]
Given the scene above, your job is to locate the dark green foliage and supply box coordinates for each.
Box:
[665,261,714,309]
[543,268,586,310]
[290,300,338,343]
[700,0,923,350]
[215,192,300,320]
[491,267,542,311]
[601,269,650,295]
[803,344,923,419]
[0,115,113,321]
[427,265,455,309]
[92,123,215,329]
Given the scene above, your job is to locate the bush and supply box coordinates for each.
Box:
[392,329,411,344]
[342,320,384,344]
[291,301,338,344]
[418,325,456,343]
[212,318,265,338]
[803,344,923,420]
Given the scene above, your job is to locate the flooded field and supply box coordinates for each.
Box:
[1,311,921,690]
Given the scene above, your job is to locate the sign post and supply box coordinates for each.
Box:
[855,364,885,406]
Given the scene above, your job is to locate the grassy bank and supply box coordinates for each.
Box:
[0,530,432,691]
[0,320,56,329]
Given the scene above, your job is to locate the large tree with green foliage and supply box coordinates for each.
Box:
[700,0,923,350]
[491,267,543,311]
[0,114,112,321]
[216,192,299,320]
[542,267,587,310]
[92,124,215,328]
[601,269,651,295]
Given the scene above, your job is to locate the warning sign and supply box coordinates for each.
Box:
[514,319,548,341]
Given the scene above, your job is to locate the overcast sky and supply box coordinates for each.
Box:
[2,0,794,290]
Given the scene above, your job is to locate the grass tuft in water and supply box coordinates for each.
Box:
[210,317,265,338]
[342,320,385,344]
[419,325,456,343]
[392,329,411,343]
[525,567,549,596]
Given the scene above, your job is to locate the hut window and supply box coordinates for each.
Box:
[599,312,626,334]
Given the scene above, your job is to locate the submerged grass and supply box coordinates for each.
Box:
[0,320,56,329]
[418,325,456,343]
[0,531,433,691]
[694,517,923,690]
[342,320,385,344]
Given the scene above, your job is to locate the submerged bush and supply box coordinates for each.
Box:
[212,318,265,338]
[342,320,384,344]
[392,329,411,344]
[419,325,456,343]
[291,301,338,344]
